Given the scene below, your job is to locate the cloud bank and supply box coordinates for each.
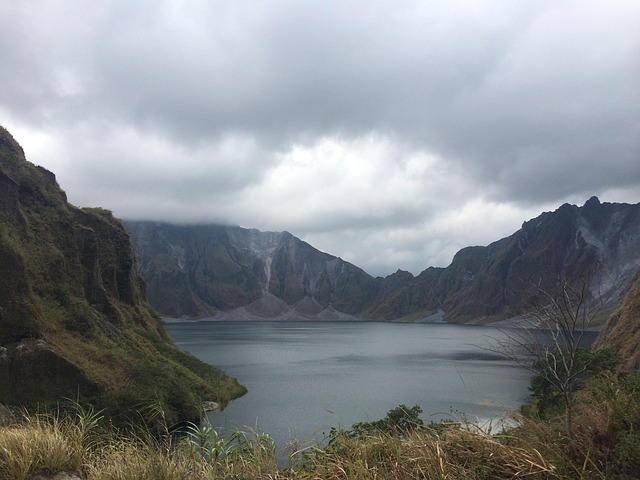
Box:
[1,0,639,275]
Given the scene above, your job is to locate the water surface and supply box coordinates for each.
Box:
[166,321,531,452]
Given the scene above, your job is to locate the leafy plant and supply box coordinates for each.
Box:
[329,404,425,444]
[180,422,232,461]
[528,347,621,418]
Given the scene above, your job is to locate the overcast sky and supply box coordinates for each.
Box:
[1,1,639,276]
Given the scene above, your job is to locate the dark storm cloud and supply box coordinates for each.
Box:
[1,0,639,275]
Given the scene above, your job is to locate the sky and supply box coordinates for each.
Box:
[1,1,639,277]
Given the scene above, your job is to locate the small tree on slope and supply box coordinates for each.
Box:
[491,270,622,438]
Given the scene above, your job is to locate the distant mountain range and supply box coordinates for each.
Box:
[126,196,640,323]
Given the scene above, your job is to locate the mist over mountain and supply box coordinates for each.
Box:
[127,196,640,323]
[125,223,378,320]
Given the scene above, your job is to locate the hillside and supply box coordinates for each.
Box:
[594,271,640,369]
[127,197,640,322]
[0,126,245,423]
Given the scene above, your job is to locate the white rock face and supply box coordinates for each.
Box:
[227,226,283,294]
[577,208,640,302]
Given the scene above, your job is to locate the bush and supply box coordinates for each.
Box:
[331,404,425,441]
[528,347,621,419]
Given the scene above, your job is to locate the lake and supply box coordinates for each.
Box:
[166,320,532,455]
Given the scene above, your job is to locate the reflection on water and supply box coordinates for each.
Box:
[166,320,532,456]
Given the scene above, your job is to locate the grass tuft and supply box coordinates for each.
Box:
[0,414,79,479]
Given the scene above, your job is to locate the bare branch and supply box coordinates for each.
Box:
[485,267,627,438]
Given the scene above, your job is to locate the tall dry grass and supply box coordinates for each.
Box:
[2,371,639,480]
[0,409,88,480]
[299,424,560,480]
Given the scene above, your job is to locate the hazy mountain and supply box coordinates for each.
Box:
[366,196,640,322]
[127,196,640,322]
[0,126,245,423]
[125,222,379,319]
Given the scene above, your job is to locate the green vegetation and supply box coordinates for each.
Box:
[0,125,246,425]
[526,347,621,419]
[0,187,246,424]
[2,363,639,479]
[493,270,623,439]
[328,404,425,440]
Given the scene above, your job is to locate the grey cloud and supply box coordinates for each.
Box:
[1,0,639,275]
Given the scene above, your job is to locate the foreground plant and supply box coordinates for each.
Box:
[0,403,102,480]
[491,269,624,439]
[2,376,640,480]
[315,409,558,480]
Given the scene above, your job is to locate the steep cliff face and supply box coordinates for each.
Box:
[0,126,245,422]
[128,197,640,323]
[126,222,379,319]
[365,197,640,323]
[594,273,640,369]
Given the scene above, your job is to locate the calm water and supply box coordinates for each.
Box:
[166,321,531,453]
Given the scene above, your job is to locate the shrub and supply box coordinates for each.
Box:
[333,404,425,441]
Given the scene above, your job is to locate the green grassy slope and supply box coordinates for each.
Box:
[0,126,245,424]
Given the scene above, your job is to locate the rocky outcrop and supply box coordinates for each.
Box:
[0,126,245,423]
[128,197,640,323]
[33,472,82,480]
[0,339,99,406]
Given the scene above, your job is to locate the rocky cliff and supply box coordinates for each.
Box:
[125,222,379,319]
[366,197,640,322]
[0,126,245,423]
[128,197,640,323]
[594,272,640,369]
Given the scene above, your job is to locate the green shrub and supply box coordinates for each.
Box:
[527,347,622,419]
[336,404,425,440]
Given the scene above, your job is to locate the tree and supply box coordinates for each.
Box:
[491,270,622,438]
[527,346,620,418]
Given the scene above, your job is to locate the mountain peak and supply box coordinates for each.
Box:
[584,195,601,207]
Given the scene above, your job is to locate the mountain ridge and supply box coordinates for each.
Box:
[127,196,640,323]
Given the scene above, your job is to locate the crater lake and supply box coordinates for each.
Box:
[166,320,532,456]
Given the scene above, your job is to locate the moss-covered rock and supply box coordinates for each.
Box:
[0,126,245,424]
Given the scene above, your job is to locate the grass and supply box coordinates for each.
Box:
[2,370,639,480]
[0,411,558,480]
[0,404,101,480]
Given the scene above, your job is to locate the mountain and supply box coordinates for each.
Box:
[365,197,640,322]
[127,196,640,323]
[594,271,640,369]
[0,126,245,423]
[125,222,379,319]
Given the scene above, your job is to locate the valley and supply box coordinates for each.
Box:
[2,123,640,477]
